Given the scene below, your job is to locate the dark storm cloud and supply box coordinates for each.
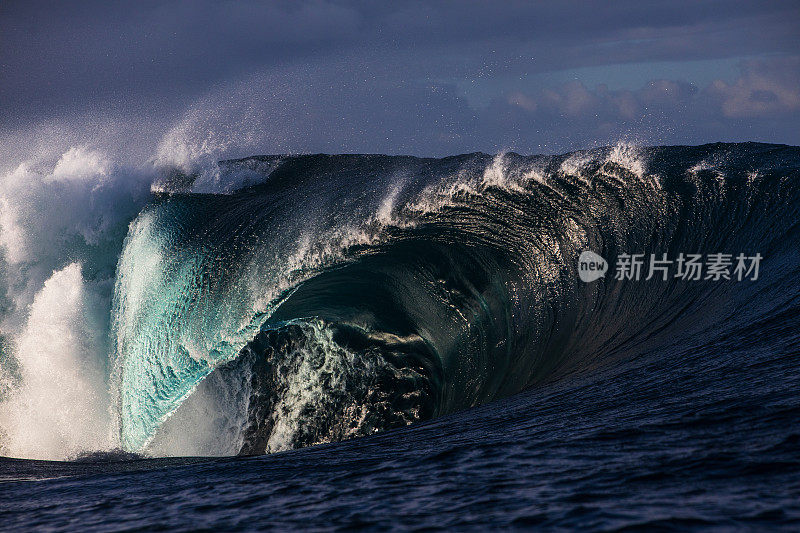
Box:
[1,1,799,156]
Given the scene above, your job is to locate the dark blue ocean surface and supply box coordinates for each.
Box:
[1,143,799,530]
[2,324,799,530]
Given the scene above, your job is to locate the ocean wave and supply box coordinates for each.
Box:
[108,143,800,456]
[1,142,797,459]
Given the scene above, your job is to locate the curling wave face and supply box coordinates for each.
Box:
[107,144,800,456]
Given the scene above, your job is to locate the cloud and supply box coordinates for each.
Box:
[0,2,798,158]
[2,1,798,123]
[707,57,800,118]
[491,56,800,150]
[504,79,698,124]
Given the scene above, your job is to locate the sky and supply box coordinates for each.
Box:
[1,0,799,164]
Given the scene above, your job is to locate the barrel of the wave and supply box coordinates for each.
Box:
[108,145,800,456]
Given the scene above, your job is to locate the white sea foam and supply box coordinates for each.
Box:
[0,264,114,459]
[264,320,409,454]
[608,143,647,179]
[0,147,151,459]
